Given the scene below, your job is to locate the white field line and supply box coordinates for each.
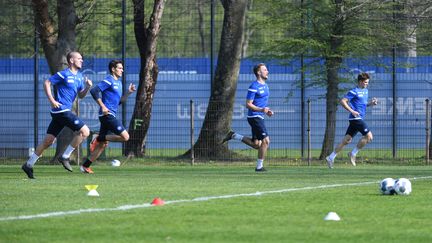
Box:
[1,176,431,222]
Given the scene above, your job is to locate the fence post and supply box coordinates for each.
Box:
[33,27,39,150]
[426,99,430,165]
[76,99,80,166]
[190,100,195,165]
[307,98,311,166]
[210,0,216,93]
[121,0,127,156]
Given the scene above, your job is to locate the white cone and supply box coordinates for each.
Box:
[324,212,340,221]
[87,189,99,197]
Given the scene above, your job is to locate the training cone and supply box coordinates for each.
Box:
[324,212,341,221]
[151,197,165,206]
[85,185,99,197]
[87,190,99,197]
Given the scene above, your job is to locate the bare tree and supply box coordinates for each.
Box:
[188,0,248,159]
[395,0,432,57]
[125,0,165,157]
[241,0,253,58]
[196,0,207,56]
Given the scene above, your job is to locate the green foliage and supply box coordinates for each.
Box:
[253,1,389,59]
[3,1,432,59]
[0,1,34,56]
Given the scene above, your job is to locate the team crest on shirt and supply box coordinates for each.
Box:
[358,90,367,97]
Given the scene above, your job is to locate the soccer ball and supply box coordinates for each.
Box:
[111,159,121,167]
[394,178,412,195]
[379,178,396,195]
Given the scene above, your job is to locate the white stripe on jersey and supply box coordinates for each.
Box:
[50,109,71,114]
[57,72,64,79]
[248,89,257,92]
[247,115,264,119]
[99,112,116,117]
[103,80,112,85]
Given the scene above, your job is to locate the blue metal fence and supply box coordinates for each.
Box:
[0,58,431,159]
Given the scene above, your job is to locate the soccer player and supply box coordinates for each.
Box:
[326,72,378,169]
[80,60,136,174]
[22,51,92,179]
[222,63,274,172]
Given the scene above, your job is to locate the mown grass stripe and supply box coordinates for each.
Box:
[2,176,431,222]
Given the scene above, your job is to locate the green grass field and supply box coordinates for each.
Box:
[1,163,432,242]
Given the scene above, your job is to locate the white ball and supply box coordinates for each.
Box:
[394,178,412,195]
[379,178,396,195]
[111,159,121,167]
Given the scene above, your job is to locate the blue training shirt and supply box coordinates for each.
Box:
[97,75,123,117]
[246,80,270,119]
[49,68,85,113]
[344,87,368,120]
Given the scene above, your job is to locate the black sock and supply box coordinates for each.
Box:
[82,158,93,168]
[97,134,106,142]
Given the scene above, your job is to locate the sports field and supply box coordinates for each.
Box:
[1,163,431,242]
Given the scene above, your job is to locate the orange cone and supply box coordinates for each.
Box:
[151,197,165,206]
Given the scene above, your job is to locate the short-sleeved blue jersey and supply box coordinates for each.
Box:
[246,81,269,119]
[48,68,84,113]
[344,87,368,120]
[97,75,122,117]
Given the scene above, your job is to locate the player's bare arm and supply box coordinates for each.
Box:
[120,83,136,103]
[43,79,61,108]
[367,97,378,106]
[78,77,93,99]
[246,100,273,117]
[340,97,359,117]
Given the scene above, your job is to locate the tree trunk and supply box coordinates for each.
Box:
[188,0,248,159]
[33,0,78,163]
[241,0,253,58]
[320,57,342,159]
[405,23,416,58]
[319,0,345,159]
[125,0,165,157]
[196,0,207,56]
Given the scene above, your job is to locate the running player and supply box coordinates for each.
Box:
[22,51,92,179]
[326,72,378,168]
[222,63,274,172]
[80,60,136,173]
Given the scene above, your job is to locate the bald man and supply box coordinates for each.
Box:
[22,51,92,179]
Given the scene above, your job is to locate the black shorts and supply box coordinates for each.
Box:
[247,117,268,140]
[46,111,85,137]
[98,114,126,137]
[345,119,370,137]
